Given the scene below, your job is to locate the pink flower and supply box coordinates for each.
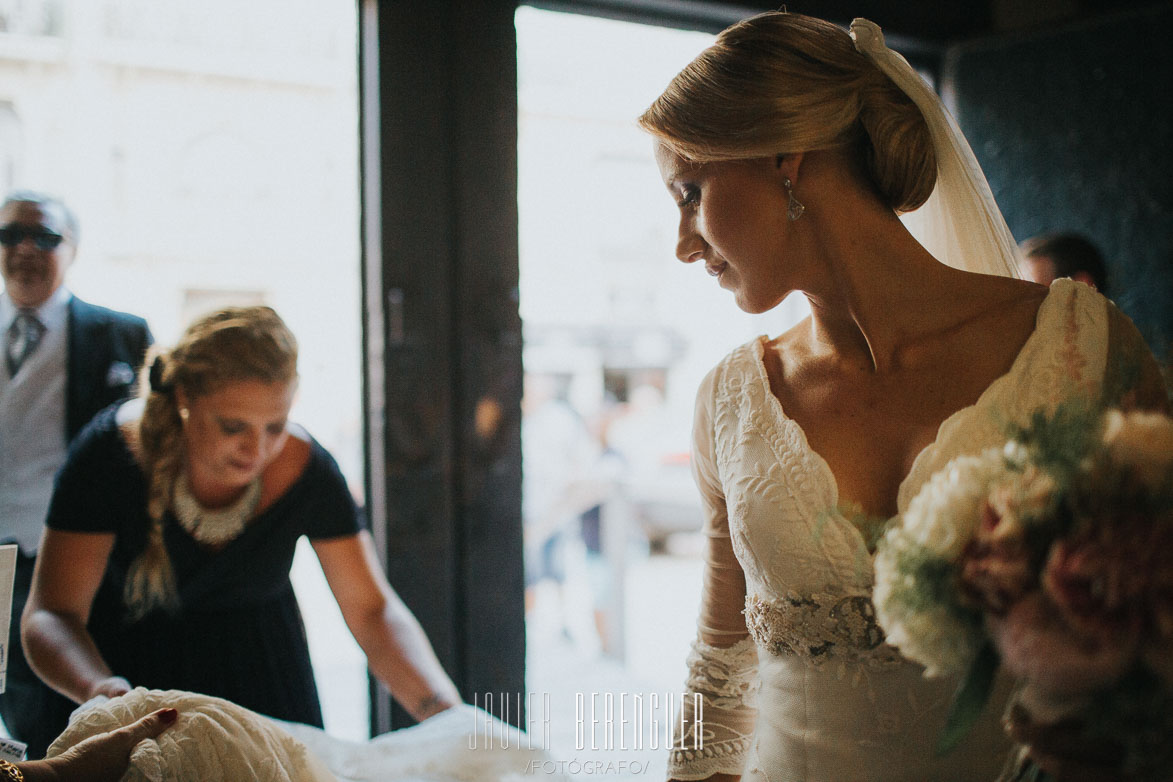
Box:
[1043,516,1173,651]
[1100,410,1173,486]
[958,505,1033,614]
[988,591,1138,696]
[957,467,1054,614]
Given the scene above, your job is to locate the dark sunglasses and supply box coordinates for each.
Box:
[0,225,66,250]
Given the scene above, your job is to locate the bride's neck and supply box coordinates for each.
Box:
[800,206,956,374]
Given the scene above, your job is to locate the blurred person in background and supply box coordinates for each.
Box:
[0,190,153,758]
[1019,231,1109,292]
[521,373,609,652]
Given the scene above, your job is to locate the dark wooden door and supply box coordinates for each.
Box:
[358,0,525,733]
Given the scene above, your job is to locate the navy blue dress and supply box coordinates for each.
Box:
[44,404,361,738]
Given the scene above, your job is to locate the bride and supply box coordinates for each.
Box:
[640,11,1167,782]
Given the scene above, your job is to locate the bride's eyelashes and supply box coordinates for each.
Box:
[677,185,700,209]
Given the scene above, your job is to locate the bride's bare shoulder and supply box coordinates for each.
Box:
[993,277,1051,327]
[955,273,1050,332]
[995,274,1050,304]
[937,276,1051,377]
[890,274,1046,372]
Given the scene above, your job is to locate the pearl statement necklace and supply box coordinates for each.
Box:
[172,472,262,545]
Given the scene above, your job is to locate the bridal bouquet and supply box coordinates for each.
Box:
[873,402,1173,780]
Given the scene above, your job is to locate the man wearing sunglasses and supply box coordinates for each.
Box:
[0,190,152,758]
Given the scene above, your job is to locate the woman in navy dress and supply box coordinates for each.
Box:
[22,306,460,742]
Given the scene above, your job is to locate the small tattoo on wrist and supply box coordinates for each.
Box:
[416,694,444,717]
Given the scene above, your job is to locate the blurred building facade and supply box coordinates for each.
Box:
[0,0,367,738]
[0,0,363,483]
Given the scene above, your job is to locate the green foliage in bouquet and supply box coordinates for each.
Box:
[937,641,999,755]
[1003,399,1101,489]
[888,544,979,626]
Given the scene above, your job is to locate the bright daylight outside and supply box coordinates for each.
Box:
[516,7,809,779]
[0,0,366,739]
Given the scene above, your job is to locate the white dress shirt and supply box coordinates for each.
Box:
[0,286,71,552]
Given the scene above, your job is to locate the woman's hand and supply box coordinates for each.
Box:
[20,708,177,782]
[86,676,132,701]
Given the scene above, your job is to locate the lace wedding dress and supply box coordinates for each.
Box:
[668,280,1155,782]
[50,688,562,782]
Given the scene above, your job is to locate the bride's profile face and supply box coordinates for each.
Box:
[655,142,797,314]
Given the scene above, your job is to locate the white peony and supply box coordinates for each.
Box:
[897,448,1011,559]
[1100,409,1173,485]
[874,448,1015,676]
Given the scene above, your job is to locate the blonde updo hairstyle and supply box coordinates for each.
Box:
[638,12,936,214]
[124,306,298,618]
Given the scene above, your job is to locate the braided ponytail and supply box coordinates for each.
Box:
[122,353,183,618]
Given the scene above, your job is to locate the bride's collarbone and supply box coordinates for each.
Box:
[770,349,991,429]
[763,289,1043,517]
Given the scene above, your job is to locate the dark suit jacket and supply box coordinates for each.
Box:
[65,295,153,441]
[0,296,151,759]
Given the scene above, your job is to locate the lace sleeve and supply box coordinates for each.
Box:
[668,372,759,780]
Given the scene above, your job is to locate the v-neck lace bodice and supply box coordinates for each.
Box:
[718,280,1106,609]
[669,280,1116,782]
[750,282,1077,522]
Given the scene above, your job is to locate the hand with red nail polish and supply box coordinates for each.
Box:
[16,708,179,782]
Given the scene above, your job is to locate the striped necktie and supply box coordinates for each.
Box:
[6,310,46,376]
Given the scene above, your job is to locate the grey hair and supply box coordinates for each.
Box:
[2,189,81,242]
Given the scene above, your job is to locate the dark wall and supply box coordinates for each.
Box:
[944,3,1173,363]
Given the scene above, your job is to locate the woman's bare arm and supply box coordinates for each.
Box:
[314,531,462,721]
[22,529,130,703]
